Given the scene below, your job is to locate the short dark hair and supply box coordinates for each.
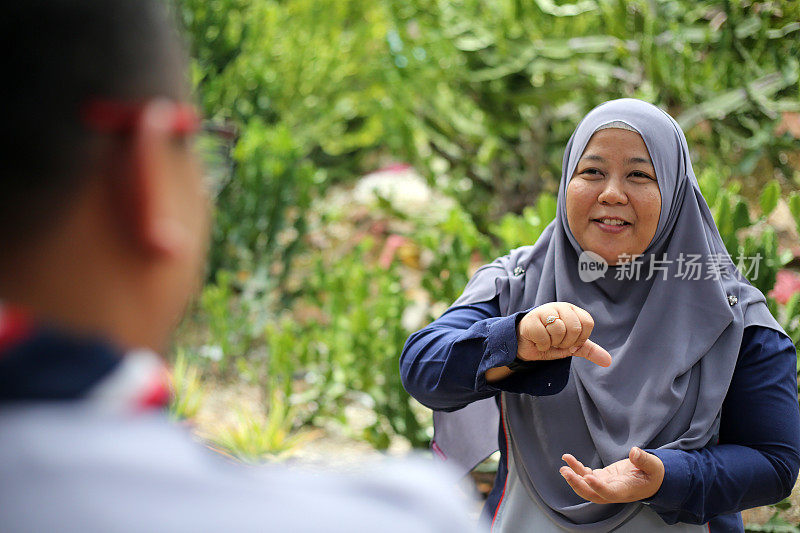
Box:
[2,0,188,248]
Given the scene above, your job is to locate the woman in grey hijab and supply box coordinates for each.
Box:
[400,99,800,532]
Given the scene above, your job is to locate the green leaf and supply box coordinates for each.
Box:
[536,193,558,224]
[759,180,781,218]
[699,170,721,208]
[779,249,794,268]
[533,0,597,17]
[715,197,733,247]
[785,293,800,328]
[732,200,751,230]
[788,193,800,232]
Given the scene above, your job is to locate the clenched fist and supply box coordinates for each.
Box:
[486,302,611,382]
[517,302,612,366]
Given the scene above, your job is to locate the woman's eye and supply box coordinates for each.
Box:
[630,171,654,181]
[580,168,602,178]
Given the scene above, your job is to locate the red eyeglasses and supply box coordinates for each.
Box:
[81,99,236,197]
[82,99,201,135]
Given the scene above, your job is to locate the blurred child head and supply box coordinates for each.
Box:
[2,1,210,352]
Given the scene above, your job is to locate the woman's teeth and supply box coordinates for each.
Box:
[597,218,628,226]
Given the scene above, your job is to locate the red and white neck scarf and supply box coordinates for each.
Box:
[0,303,171,413]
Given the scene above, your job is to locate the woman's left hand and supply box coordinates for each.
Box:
[559,447,664,503]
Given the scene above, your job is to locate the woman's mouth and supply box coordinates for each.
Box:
[591,217,632,234]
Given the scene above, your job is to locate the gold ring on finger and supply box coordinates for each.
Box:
[545,315,560,325]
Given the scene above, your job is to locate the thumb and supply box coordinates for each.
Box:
[629,447,660,473]
[573,340,612,367]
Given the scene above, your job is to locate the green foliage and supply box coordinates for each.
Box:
[699,170,793,296]
[417,208,493,306]
[387,0,800,222]
[172,0,800,477]
[211,122,316,280]
[177,0,409,277]
[176,0,799,277]
[169,348,205,421]
[491,194,557,251]
[785,293,800,347]
[789,193,800,234]
[195,270,261,376]
[212,390,312,462]
[299,241,428,448]
[760,180,781,218]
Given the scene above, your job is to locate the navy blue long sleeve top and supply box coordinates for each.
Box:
[399,297,800,532]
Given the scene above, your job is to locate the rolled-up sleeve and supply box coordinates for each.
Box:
[400,297,571,412]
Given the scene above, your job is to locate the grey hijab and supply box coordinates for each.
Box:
[438,99,783,530]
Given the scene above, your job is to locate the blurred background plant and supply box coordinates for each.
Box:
[167,0,800,526]
[211,390,314,463]
[169,348,205,422]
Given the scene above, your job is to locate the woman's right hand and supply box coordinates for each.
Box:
[486,302,611,382]
[517,302,611,367]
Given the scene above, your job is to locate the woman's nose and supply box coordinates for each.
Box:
[598,177,627,205]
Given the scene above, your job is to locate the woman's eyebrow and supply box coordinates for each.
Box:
[626,156,653,165]
[579,154,653,165]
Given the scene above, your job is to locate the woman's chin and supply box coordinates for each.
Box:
[585,248,638,267]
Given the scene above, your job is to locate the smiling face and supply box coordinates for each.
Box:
[566,128,661,266]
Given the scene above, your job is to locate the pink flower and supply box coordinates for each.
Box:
[769,270,800,305]
[378,234,408,269]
